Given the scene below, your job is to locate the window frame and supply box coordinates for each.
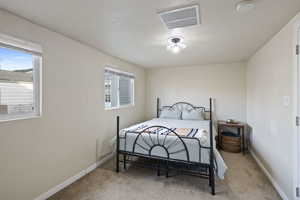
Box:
[104,66,135,110]
[0,34,42,122]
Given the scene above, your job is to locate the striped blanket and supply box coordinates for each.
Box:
[128,124,201,137]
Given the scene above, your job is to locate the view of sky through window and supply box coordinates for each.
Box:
[0,47,33,71]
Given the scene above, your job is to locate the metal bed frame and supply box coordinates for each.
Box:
[116,98,215,195]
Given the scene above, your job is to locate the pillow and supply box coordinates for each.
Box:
[159,108,181,119]
[182,109,204,120]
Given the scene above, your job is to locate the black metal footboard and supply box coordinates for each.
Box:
[116,98,215,195]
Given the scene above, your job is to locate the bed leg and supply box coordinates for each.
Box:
[166,161,169,178]
[116,151,120,173]
[157,160,160,176]
[123,154,127,170]
[208,167,211,186]
[116,116,120,173]
[209,166,215,195]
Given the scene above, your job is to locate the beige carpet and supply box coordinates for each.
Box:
[48,152,281,200]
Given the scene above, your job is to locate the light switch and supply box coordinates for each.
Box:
[283,96,290,106]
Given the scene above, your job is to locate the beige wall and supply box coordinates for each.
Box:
[246,12,300,200]
[0,10,146,200]
[146,63,246,122]
[1,5,299,200]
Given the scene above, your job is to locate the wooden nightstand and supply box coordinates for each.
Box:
[217,120,247,155]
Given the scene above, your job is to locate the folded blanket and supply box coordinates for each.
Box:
[126,124,209,146]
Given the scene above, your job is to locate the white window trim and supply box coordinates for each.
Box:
[104,103,135,111]
[0,33,42,122]
[104,66,135,110]
[105,66,135,78]
[0,33,42,55]
[0,113,41,122]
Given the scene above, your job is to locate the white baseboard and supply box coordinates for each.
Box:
[34,152,115,200]
[250,150,289,200]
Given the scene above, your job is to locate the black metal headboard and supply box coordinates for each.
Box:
[156,98,212,120]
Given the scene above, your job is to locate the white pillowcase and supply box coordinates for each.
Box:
[181,109,204,120]
[159,108,181,119]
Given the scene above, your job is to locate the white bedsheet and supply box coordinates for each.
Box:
[119,118,228,179]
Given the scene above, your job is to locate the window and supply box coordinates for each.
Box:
[104,67,134,109]
[0,34,42,121]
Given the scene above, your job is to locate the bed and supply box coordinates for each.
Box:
[115,98,228,195]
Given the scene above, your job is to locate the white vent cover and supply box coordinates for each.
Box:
[158,5,200,29]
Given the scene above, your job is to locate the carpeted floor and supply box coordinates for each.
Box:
[48,152,281,200]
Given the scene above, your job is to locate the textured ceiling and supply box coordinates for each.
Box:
[0,0,299,68]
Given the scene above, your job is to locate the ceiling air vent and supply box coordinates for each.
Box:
[158,5,200,29]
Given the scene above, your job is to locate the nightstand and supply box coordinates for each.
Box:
[217,120,247,155]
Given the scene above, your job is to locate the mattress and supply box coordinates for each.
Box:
[119,118,228,179]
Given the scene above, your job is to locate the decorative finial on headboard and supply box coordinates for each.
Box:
[157,98,160,118]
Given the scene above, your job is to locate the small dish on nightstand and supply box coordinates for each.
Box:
[226,119,238,124]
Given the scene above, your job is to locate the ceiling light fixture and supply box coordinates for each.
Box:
[167,36,186,53]
[236,0,256,13]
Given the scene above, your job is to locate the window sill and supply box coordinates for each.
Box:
[0,113,41,123]
[105,104,135,111]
